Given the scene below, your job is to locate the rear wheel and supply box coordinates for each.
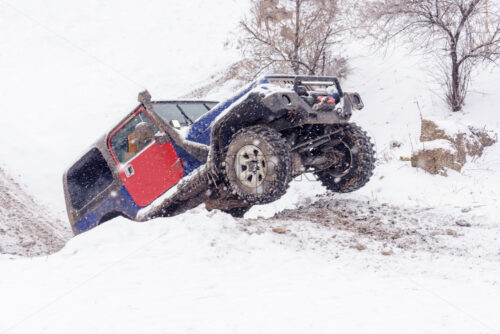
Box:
[223,125,292,204]
[315,123,375,193]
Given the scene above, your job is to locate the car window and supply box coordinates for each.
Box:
[110,111,158,164]
[67,148,113,210]
[153,102,216,127]
[177,103,212,123]
[152,103,185,125]
[204,102,217,109]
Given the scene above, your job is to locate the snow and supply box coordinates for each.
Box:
[1,1,500,333]
[0,0,249,211]
[1,207,499,333]
[344,45,500,219]
[0,166,71,256]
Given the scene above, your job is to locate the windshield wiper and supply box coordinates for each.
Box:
[176,104,194,125]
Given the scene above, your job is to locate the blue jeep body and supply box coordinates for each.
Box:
[63,75,365,235]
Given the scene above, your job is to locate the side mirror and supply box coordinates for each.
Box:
[346,92,364,110]
[170,119,181,129]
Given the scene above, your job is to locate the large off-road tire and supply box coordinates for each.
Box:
[223,125,292,204]
[315,123,375,193]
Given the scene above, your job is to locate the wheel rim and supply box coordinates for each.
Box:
[235,144,267,188]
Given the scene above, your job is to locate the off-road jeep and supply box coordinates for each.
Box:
[63,75,375,234]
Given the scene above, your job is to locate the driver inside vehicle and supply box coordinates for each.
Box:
[133,122,155,151]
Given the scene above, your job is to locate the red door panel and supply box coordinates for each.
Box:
[119,140,184,207]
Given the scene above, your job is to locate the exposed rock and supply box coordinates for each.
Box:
[272,227,286,234]
[446,229,458,237]
[351,243,367,251]
[456,220,472,227]
[381,249,393,256]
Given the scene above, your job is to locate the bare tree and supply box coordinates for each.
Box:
[236,0,349,79]
[364,0,500,111]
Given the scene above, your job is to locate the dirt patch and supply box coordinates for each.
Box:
[0,166,72,256]
[420,119,449,142]
[411,148,462,174]
[412,120,497,175]
[238,194,494,259]
[272,197,450,251]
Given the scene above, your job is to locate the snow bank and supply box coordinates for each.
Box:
[0,165,71,256]
[339,45,500,220]
[1,2,500,333]
[1,203,499,333]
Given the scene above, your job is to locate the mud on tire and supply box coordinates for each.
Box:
[316,123,375,193]
[223,125,292,204]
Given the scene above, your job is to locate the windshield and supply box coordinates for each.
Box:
[153,102,217,127]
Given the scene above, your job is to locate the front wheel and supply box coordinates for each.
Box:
[315,123,375,193]
[223,125,292,204]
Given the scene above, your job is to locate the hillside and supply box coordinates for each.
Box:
[1,200,499,333]
[1,0,500,333]
[0,166,71,256]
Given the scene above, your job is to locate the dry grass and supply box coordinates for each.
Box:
[411,120,497,175]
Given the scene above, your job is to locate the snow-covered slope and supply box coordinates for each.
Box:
[1,0,500,333]
[343,46,500,219]
[0,0,248,212]
[1,206,499,334]
[0,166,70,255]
